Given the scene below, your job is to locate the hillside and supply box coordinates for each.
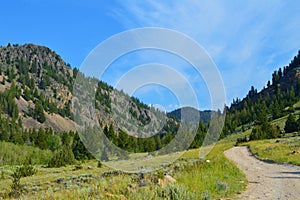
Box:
[0,43,195,157]
[221,50,300,138]
[1,43,299,157]
[0,43,75,131]
[168,106,213,125]
[0,43,172,134]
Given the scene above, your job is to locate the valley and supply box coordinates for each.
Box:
[0,43,299,199]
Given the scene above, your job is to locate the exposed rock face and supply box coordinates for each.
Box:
[0,43,174,134]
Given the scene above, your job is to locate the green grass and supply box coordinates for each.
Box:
[177,132,249,199]
[293,101,300,109]
[271,115,288,130]
[0,133,248,199]
[177,144,246,198]
[245,136,300,166]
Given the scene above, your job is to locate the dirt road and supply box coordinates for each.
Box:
[224,146,300,200]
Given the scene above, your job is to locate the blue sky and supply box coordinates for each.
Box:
[1,0,300,111]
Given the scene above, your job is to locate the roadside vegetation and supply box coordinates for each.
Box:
[245,135,300,166]
[235,107,300,166]
[0,133,247,199]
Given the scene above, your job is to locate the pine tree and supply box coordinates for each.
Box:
[284,114,298,133]
[34,101,46,123]
[36,128,48,150]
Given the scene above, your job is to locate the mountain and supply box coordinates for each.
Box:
[0,43,191,157]
[0,43,178,136]
[0,43,75,131]
[2,42,298,157]
[168,107,213,125]
[222,50,300,138]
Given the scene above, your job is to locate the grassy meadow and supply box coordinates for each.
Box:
[0,133,248,200]
[0,119,298,199]
[245,135,300,166]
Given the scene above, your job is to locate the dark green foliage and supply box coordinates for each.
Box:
[48,146,75,168]
[10,128,24,145]
[249,122,281,141]
[235,136,248,145]
[272,70,281,85]
[9,168,25,197]
[97,161,102,168]
[95,81,112,111]
[18,159,37,177]
[36,127,48,149]
[72,133,94,160]
[61,131,72,147]
[73,67,79,78]
[22,87,31,101]
[0,83,20,120]
[6,67,17,81]
[222,50,300,138]
[9,160,36,197]
[284,114,299,133]
[190,122,207,148]
[39,74,50,89]
[46,134,60,151]
[34,101,46,123]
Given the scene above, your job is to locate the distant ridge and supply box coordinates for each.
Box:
[168,106,213,125]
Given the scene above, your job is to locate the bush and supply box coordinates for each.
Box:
[97,161,102,168]
[18,164,37,177]
[157,184,199,200]
[235,136,248,145]
[249,123,281,141]
[284,114,299,133]
[8,162,36,198]
[9,168,24,198]
[48,146,75,168]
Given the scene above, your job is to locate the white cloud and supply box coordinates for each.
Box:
[112,0,300,106]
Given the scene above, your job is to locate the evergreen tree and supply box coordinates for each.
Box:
[34,101,46,123]
[23,87,31,101]
[36,127,48,149]
[72,133,93,160]
[284,114,298,133]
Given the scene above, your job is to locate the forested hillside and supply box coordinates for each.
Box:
[222,50,300,139]
[0,43,210,165]
[0,43,299,166]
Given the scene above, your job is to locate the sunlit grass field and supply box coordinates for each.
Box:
[0,133,248,199]
[1,120,298,199]
[245,135,300,166]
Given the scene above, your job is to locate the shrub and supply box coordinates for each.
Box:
[18,164,37,177]
[249,124,281,141]
[97,161,102,168]
[235,136,248,145]
[48,146,75,168]
[0,171,4,179]
[284,114,299,133]
[9,168,24,198]
[8,163,36,198]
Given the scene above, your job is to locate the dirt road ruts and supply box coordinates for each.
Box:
[224,146,300,200]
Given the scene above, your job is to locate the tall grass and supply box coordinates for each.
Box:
[177,135,248,199]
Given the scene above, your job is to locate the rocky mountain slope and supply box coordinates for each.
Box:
[0,43,178,135]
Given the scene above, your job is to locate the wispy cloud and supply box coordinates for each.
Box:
[111,0,300,106]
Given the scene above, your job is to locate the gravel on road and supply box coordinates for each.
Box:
[224,146,300,200]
